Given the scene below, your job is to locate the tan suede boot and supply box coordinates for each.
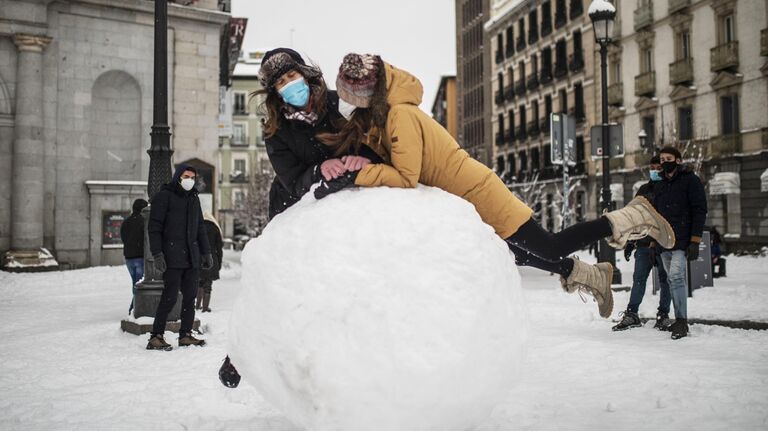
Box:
[560,259,614,319]
[179,333,206,347]
[146,334,173,351]
[603,196,675,249]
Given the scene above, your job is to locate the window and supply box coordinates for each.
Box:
[612,59,622,84]
[505,26,515,55]
[497,113,505,137]
[574,82,584,120]
[233,190,245,205]
[531,54,539,77]
[517,18,526,49]
[722,14,734,43]
[559,88,568,113]
[532,99,540,123]
[496,34,504,63]
[508,153,516,175]
[233,92,247,114]
[508,66,515,88]
[529,10,539,43]
[519,104,527,134]
[678,106,693,141]
[642,48,653,73]
[232,123,247,146]
[497,72,504,93]
[233,158,247,175]
[531,147,541,171]
[497,156,505,174]
[720,94,739,135]
[679,31,691,59]
[642,116,656,147]
[519,61,526,83]
[508,108,516,138]
[541,2,552,36]
[545,95,553,118]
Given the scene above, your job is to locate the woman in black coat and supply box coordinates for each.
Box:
[196,214,223,312]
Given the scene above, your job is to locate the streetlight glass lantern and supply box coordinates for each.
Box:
[638,129,648,149]
[588,1,617,44]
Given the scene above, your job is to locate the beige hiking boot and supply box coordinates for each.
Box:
[146,334,173,351]
[560,259,614,319]
[179,333,206,347]
[603,196,675,249]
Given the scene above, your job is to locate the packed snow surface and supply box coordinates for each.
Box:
[228,186,529,431]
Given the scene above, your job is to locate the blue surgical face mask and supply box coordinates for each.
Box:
[650,169,662,182]
[278,77,310,108]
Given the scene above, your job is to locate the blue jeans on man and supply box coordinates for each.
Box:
[125,257,144,313]
[628,246,671,314]
[660,249,688,319]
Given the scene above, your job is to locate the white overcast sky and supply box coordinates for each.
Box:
[231,0,457,112]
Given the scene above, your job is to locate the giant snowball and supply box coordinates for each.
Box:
[228,185,528,431]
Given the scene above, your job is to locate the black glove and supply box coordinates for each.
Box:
[219,356,241,388]
[624,241,636,262]
[202,253,214,270]
[153,253,167,273]
[687,241,700,261]
[314,171,358,200]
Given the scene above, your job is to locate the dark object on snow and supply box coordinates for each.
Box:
[654,311,672,331]
[146,334,173,351]
[670,318,689,340]
[120,199,148,259]
[612,310,642,331]
[314,171,359,200]
[219,356,241,388]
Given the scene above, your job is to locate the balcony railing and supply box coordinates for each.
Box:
[669,57,694,85]
[231,138,248,147]
[495,90,504,105]
[504,85,515,100]
[528,120,540,136]
[230,173,249,183]
[668,0,690,14]
[554,61,568,78]
[529,30,539,45]
[541,21,552,37]
[633,3,653,31]
[634,71,656,97]
[505,44,515,58]
[711,41,739,72]
[607,82,623,106]
[569,0,583,20]
[527,74,540,90]
[569,54,584,72]
[516,126,527,141]
[762,29,768,57]
[515,81,527,97]
[505,129,514,144]
[555,12,567,29]
[541,117,551,134]
[516,37,526,51]
[540,68,553,85]
[495,51,504,64]
[706,134,742,158]
[495,132,504,146]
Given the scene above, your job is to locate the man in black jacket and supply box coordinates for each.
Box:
[653,147,708,340]
[120,198,148,314]
[146,164,213,350]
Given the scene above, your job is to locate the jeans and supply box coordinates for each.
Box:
[627,247,671,315]
[660,250,688,319]
[152,268,199,336]
[125,258,144,312]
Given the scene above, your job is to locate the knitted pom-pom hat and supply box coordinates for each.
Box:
[336,53,381,108]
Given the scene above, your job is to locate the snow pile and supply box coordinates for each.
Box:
[228,185,528,431]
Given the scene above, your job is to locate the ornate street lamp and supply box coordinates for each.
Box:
[638,129,648,150]
[588,0,621,284]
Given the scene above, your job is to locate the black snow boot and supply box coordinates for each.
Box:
[670,319,689,340]
[612,310,642,331]
[219,356,241,388]
[146,334,173,351]
[653,312,672,331]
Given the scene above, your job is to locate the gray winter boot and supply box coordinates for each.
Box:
[603,196,675,249]
[560,259,614,319]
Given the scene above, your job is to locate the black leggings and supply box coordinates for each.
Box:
[505,217,613,277]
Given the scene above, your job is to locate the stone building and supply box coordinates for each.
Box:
[217,50,271,240]
[0,0,229,269]
[486,0,599,230]
[607,0,768,251]
[456,0,493,166]
[431,75,459,140]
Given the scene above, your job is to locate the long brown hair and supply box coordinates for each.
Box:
[317,63,389,156]
[253,72,328,138]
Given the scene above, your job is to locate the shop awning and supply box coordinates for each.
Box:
[708,172,740,195]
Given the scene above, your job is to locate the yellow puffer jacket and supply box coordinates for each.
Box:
[355,63,533,238]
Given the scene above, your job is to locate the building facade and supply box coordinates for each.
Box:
[486,0,599,230]
[217,51,271,240]
[431,75,459,140]
[608,0,768,251]
[0,0,229,269]
[456,0,493,166]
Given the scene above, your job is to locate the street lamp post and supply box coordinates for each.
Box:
[589,0,621,284]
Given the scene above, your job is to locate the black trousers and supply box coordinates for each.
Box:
[505,217,613,277]
[152,268,199,336]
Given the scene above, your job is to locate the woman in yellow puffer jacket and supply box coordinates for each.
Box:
[316,54,675,319]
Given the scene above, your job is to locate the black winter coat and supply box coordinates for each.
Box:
[266,91,382,219]
[120,212,145,259]
[200,220,223,281]
[652,167,707,251]
[148,182,211,269]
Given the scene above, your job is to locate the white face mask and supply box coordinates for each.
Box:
[337,98,357,120]
[180,177,195,191]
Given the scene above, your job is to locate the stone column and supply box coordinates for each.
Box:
[10,34,51,251]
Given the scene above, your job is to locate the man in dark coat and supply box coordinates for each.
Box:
[146,164,213,350]
[196,214,223,313]
[612,156,672,332]
[120,198,148,314]
[653,147,708,340]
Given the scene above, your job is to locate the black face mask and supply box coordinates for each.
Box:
[661,161,678,174]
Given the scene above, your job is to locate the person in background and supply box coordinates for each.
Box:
[196,213,223,313]
[120,198,148,314]
[146,164,213,351]
[612,156,673,332]
[710,226,726,278]
[653,146,708,340]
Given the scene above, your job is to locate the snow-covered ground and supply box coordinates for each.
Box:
[1,250,767,430]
